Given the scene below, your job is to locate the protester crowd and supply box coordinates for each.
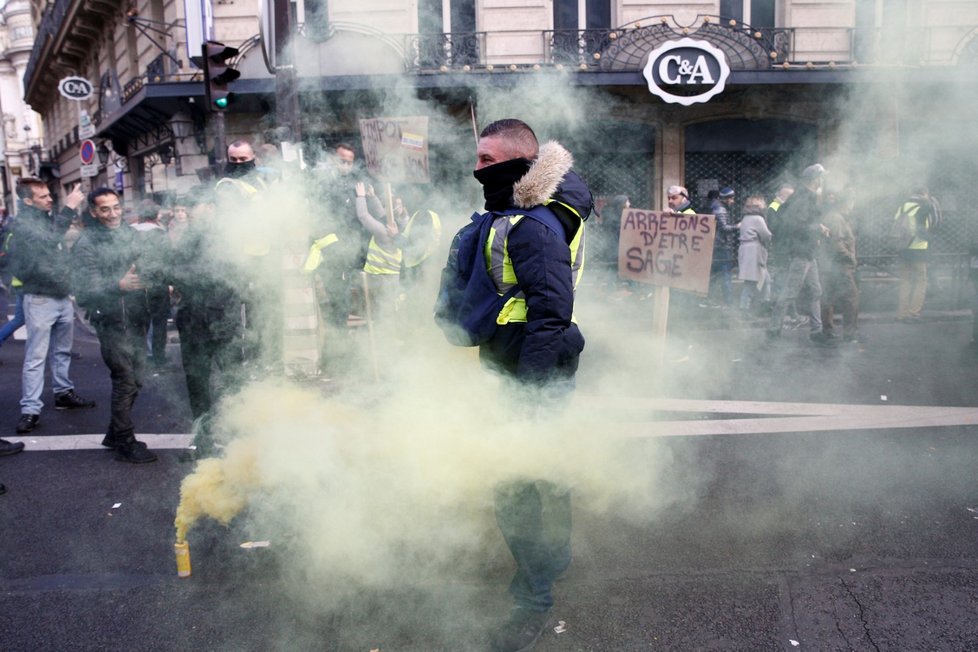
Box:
[0,138,443,472]
[0,130,966,652]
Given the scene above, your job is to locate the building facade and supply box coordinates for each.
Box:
[20,1,978,267]
[0,0,44,214]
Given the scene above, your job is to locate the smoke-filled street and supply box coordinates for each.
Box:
[2,297,977,651]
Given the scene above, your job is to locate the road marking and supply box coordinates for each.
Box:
[6,434,193,451]
[6,399,978,451]
[580,397,978,437]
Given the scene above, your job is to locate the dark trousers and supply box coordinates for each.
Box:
[96,325,146,442]
[177,331,242,421]
[821,264,859,336]
[494,480,572,612]
[482,330,578,613]
[148,296,170,365]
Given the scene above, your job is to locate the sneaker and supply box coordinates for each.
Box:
[809,332,838,347]
[54,390,96,410]
[490,607,551,652]
[115,439,158,464]
[15,414,39,434]
[0,438,25,456]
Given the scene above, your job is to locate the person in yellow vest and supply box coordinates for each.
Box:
[666,184,696,214]
[471,118,591,652]
[355,181,401,327]
[895,186,940,322]
[214,140,268,197]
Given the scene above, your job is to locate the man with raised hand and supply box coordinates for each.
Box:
[8,178,94,435]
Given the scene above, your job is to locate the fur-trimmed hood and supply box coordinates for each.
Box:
[513,141,593,220]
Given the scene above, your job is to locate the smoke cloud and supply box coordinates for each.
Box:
[166,16,978,646]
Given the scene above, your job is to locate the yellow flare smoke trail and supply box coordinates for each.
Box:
[174,436,262,543]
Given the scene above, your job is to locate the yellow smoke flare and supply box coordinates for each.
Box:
[174,436,263,543]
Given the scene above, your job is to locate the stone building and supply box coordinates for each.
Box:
[19,1,978,268]
[0,0,44,214]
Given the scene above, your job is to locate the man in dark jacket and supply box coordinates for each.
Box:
[167,191,247,456]
[8,178,95,435]
[472,119,590,652]
[766,164,833,344]
[73,188,159,463]
[710,186,740,307]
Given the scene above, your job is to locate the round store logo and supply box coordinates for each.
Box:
[642,38,730,106]
[58,76,94,100]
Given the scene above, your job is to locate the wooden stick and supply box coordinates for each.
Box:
[650,285,670,370]
[469,99,479,144]
[385,182,395,229]
[361,272,380,382]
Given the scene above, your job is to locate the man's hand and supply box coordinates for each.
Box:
[63,183,85,211]
[355,182,366,198]
[119,264,145,292]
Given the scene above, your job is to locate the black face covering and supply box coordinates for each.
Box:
[473,158,532,211]
[226,159,256,178]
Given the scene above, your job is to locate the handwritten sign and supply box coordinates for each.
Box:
[358,116,430,184]
[618,209,716,295]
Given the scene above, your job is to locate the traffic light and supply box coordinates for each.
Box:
[202,41,240,112]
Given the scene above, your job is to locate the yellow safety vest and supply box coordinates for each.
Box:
[215,176,268,196]
[402,210,442,268]
[363,237,403,275]
[896,201,930,251]
[768,199,782,212]
[486,200,585,325]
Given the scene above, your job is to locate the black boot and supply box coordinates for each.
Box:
[490,607,551,652]
[114,437,158,464]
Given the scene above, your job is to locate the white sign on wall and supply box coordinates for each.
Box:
[642,38,731,106]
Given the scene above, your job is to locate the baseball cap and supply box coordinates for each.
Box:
[718,187,735,198]
[801,164,827,180]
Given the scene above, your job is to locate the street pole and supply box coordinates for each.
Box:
[273,0,301,143]
[212,100,226,168]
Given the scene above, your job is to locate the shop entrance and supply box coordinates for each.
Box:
[683,118,817,211]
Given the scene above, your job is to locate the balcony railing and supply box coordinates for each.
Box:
[400,19,978,73]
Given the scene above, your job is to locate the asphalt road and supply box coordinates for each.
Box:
[1,299,978,651]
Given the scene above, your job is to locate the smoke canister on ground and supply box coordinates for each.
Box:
[174,541,192,578]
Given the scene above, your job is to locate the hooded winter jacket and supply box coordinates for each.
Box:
[478,141,592,384]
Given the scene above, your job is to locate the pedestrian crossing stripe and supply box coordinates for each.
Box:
[6,399,978,451]
[580,397,978,437]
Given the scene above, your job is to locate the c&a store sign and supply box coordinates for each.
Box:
[642,38,730,106]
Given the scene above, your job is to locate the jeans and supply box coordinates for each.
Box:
[768,257,823,334]
[96,325,146,442]
[0,289,25,344]
[21,293,75,414]
[710,257,734,306]
[897,254,928,318]
[494,480,572,612]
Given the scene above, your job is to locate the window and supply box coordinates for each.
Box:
[720,0,776,28]
[554,0,611,30]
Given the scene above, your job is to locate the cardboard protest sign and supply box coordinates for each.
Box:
[618,209,716,295]
[358,116,430,183]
